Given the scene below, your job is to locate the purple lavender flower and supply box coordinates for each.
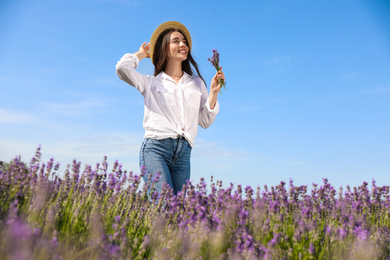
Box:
[5,146,390,259]
[308,242,315,255]
[208,49,227,93]
[337,228,348,240]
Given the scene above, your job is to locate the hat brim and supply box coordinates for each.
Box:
[150,21,192,65]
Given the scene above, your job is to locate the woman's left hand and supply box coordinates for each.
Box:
[210,67,225,94]
[208,67,225,109]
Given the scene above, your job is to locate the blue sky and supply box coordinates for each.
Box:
[1,0,389,190]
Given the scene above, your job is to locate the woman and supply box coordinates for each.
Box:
[116,21,225,195]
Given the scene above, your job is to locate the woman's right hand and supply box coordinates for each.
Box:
[136,42,150,60]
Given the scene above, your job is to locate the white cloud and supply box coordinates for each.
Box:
[289,159,307,166]
[0,74,37,88]
[0,108,72,132]
[192,138,253,159]
[37,99,109,116]
[0,109,35,123]
[0,131,266,188]
[363,86,390,94]
[69,76,124,90]
[0,132,143,173]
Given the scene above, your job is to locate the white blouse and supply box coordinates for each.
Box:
[115,53,219,147]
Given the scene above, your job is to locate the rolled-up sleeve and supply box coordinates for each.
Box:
[115,53,150,95]
[198,81,219,129]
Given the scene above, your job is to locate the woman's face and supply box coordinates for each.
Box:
[167,31,188,62]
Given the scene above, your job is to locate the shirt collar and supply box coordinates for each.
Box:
[157,71,192,82]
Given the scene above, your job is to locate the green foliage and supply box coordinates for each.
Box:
[1,148,390,259]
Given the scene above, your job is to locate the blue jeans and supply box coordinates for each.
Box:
[139,137,192,195]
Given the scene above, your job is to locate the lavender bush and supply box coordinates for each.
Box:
[1,146,390,259]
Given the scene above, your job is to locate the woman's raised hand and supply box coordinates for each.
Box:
[135,42,150,61]
[139,42,151,58]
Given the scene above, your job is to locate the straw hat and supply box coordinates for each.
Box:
[150,21,192,65]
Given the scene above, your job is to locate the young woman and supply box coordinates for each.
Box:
[116,21,225,195]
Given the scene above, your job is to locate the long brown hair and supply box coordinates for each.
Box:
[153,29,206,85]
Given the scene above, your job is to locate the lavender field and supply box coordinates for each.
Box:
[1,146,390,259]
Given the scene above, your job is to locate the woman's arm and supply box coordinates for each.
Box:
[198,80,220,129]
[115,43,151,95]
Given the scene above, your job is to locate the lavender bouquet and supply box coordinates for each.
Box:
[208,49,227,93]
